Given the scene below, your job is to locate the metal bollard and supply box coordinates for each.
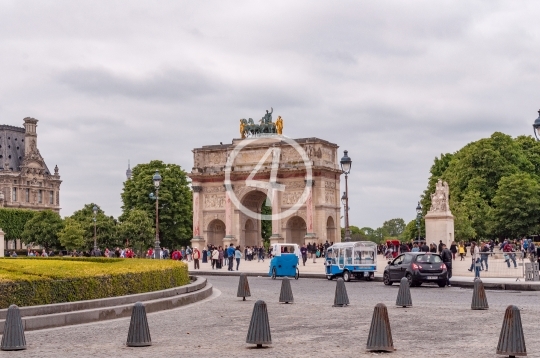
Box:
[496,305,526,357]
[237,273,251,301]
[366,303,394,352]
[396,277,412,308]
[471,279,489,310]
[333,278,349,307]
[279,277,294,304]
[126,302,152,347]
[0,305,26,351]
[246,300,272,348]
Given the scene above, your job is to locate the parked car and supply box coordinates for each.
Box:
[383,252,448,287]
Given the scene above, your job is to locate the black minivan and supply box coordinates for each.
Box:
[383,252,448,287]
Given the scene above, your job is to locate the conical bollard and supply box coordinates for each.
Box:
[471,279,489,310]
[279,277,294,304]
[496,305,526,357]
[333,278,349,307]
[1,305,26,351]
[366,303,395,352]
[396,277,412,308]
[126,302,152,347]
[237,273,251,301]
[246,300,272,348]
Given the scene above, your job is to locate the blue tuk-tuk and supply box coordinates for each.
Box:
[325,241,377,281]
[269,243,300,280]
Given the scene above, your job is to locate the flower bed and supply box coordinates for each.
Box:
[0,258,189,308]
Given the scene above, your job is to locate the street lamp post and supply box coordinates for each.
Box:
[415,202,422,242]
[340,150,352,242]
[150,170,162,259]
[92,205,98,253]
[532,110,540,141]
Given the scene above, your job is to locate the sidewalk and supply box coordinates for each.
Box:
[187,255,540,291]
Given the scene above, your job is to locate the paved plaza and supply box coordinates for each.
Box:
[13,275,540,357]
[187,253,533,281]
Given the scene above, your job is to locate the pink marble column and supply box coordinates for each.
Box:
[272,189,280,236]
[225,190,233,236]
[306,181,314,233]
[192,186,202,237]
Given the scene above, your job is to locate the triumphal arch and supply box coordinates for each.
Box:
[189,109,342,250]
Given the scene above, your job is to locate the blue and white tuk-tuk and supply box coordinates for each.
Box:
[269,243,300,280]
[325,241,377,281]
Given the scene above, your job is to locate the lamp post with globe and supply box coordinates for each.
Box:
[340,150,352,242]
[149,170,162,259]
[416,202,422,242]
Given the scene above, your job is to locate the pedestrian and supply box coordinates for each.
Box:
[450,241,457,260]
[300,244,308,266]
[469,241,481,280]
[458,243,465,260]
[211,247,219,269]
[311,243,317,263]
[218,246,224,269]
[193,247,200,269]
[480,242,489,271]
[227,243,235,271]
[258,246,265,262]
[440,243,453,286]
[438,240,443,254]
[186,246,192,262]
[235,246,243,271]
[503,242,517,269]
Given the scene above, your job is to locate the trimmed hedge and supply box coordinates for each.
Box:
[0,258,189,308]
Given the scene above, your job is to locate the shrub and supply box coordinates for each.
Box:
[0,258,189,308]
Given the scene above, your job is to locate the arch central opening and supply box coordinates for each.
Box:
[240,190,269,248]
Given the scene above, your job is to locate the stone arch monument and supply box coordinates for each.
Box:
[190,110,342,250]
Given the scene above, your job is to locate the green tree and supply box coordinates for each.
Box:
[0,208,36,241]
[58,218,86,251]
[491,173,540,238]
[69,203,120,250]
[121,160,192,248]
[340,225,367,241]
[402,219,418,241]
[21,210,63,251]
[381,218,406,238]
[119,209,155,253]
[260,203,272,246]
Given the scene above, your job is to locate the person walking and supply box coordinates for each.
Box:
[234,246,243,271]
[471,241,481,280]
[440,243,453,286]
[450,241,457,260]
[458,243,465,261]
[193,248,200,269]
[300,244,308,266]
[211,247,219,270]
[503,242,517,269]
[480,242,489,271]
[311,243,317,263]
[226,244,235,271]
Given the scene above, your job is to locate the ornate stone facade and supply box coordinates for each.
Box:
[0,118,61,213]
[189,136,342,249]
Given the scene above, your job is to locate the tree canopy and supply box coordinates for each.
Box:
[21,210,63,251]
[422,133,540,240]
[119,209,155,253]
[121,160,192,248]
[68,203,120,250]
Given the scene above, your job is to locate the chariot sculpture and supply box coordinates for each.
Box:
[240,108,284,138]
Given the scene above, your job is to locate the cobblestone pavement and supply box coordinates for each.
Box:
[14,276,540,357]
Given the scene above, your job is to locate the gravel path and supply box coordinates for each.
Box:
[12,276,540,357]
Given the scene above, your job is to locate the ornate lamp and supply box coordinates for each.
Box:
[152,170,162,259]
[153,170,162,189]
[340,151,352,242]
[340,150,352,174]
[92,205,98,253]
[533,110,540,141]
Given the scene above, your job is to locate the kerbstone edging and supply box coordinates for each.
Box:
[0,275,205,320]
[0,277,212,333]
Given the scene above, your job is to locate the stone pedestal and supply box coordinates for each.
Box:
[269,234,284,246]
[190,237,206,251]
[0,229,4,257]
[304,233,318,246]
[222,235,237,248]
[425,211,454,248]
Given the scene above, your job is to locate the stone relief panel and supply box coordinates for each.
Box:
[324,181,336,189]
[205,151,226,166]
[204,186,225,193]
[282,191,303,205]
[280,147,302,162]
[204,194,225,209]
[324,189,335,204]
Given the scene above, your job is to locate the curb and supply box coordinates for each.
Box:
[0,276,212,333]
[192,270,540,291]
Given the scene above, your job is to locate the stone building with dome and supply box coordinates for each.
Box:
[0,117,62,251]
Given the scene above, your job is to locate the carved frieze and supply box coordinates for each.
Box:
[282,191,303,205]
[204,194,225,209]
[324,189,335,204]
[204,186,225,193]
[324,181,336,189]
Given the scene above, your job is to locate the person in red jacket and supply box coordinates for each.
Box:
[193,248,201,269]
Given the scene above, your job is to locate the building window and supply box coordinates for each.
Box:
[50,191,54,205]
[12,188,17,202]
[25,189,29,202]
[38,190,42,204]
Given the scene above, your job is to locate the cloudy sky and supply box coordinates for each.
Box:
[0,1,539,229]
